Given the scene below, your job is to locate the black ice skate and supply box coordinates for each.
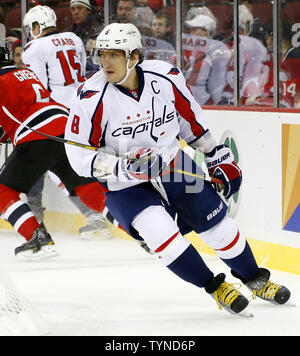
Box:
[15,226,58,260]
[205,273,251,316]
[232,268,291,305]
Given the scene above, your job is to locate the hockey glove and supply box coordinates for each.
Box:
[92,147,166,182]
[204,144,242,199]
[116,148,167,181]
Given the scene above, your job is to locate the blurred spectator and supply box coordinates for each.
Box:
[136,0,154,32]
[152,10,175,47]
[5,28,21,46]
[220,4,268,105]
[249,20,272,49]
[181,14,231,105]
[11,39,22,69]
[141,1,175,62]
[67,0,103,76]
[185,5,218,34]
[115,0,136,23]
[5,28,21,62]
[0,5,5,24]
[68,0,103,45]
[114,0,152,35]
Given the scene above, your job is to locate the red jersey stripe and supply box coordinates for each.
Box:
[89,100,103,148]
[172,84,205,138]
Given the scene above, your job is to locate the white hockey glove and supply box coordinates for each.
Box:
[204,144,242,199]
[92,148,119,180]
[92,148,167,182]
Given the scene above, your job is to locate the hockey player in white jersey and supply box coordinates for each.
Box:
[221,4,269,105]
[22,5,86,107]
[65,23,291,315]
[182,14,231,105]
[22,5,111,239]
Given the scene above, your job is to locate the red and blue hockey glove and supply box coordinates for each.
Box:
[204,144,242,199]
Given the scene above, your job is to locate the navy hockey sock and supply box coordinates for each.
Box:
[221,241,259,281]
[166,244,214,288]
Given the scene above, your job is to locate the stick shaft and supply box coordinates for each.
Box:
[171,168,223,185]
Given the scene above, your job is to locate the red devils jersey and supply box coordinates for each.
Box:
[0,66,69,146]
[261,53,300,108]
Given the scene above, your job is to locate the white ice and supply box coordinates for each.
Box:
[0,230,299,336]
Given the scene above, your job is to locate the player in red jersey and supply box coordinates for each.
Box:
[0,24,107,259]
[249,22,300,108]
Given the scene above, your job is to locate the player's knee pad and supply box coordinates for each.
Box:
[131,205,190,265]
[74,182,106,213]
[200,215,246,259]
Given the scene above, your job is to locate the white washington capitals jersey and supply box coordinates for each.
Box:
[181,34,231,105]
[142,35,176,62]
[65,60,209,191]
[222,35,268,102]
[22,32,86,108]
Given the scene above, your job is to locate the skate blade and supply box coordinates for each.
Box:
[220,303,254,318]
[225,307,254,318]
[278,300,296,307]
[80,228,113,240]
[237,310,254,318]
[16,245,59,261]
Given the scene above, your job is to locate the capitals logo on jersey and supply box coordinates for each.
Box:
[77,84,99,100]
[23,43,33,52]
[168,67,180,75]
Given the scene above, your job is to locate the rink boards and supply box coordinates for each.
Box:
[0,107,299,274]
[203,107,300,274]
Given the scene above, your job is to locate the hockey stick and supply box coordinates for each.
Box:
[2,105,100,152]
[170,168,223,185]
[2,106,222,184]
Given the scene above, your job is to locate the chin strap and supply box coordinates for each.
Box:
[115,58,139,85]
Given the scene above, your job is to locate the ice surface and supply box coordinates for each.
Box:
[0,230,299,336]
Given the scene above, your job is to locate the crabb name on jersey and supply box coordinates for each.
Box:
[182,37,207,48]
[111,104,175,141]
[52,38,76,47]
